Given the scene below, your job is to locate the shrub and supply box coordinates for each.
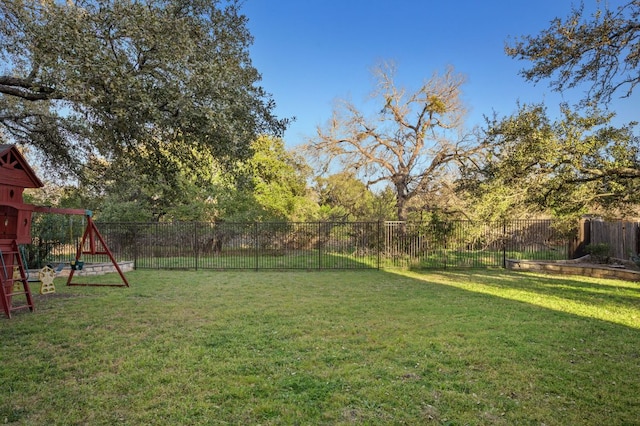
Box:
[585,243,611,262]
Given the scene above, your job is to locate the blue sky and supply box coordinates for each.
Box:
[241,0,637,147]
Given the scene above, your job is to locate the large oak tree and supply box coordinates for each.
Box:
[507,0,640,105]
[488,1,640,222]
[0,0,286,178]
[459,104,640,222]
[306,62,478,221]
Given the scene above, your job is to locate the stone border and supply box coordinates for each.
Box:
[28,261,134,279]
[505,259,640,282]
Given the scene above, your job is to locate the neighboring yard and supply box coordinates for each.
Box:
[1,269,639,425]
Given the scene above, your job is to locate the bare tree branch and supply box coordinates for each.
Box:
[306,62,473,220]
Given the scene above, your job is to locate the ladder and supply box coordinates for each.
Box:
[0,240,34,319]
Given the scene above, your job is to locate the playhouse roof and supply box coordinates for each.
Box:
[0,145,44,189]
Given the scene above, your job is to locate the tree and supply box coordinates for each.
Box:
[0,0,286,179]
[315,172,394,221]
[305,62,477,221]
[81,142,224,222]
[506,1,640,105]
[459,103,640,222]
[23,181,88,268]
[86,135,317,223]
[222,136,316,222]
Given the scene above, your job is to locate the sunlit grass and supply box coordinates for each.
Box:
[402,269,640,329]
[1,269,639,425]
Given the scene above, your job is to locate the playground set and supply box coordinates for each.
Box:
[0,145,129,319]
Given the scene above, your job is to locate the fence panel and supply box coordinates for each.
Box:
[85,221,381,270]
[381,219,570,269]
[27,219,576,271]
[589,220,638,259]
[504,219,570,260]
[384,221,510,269]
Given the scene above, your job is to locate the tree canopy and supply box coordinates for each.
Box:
[91,135,316,222]
[305,62,478,221]
[314,172,395,221]
[459,104,640,222]
[226,135,316,222]
[498,1,640,222]
[0,0,286,178]
[507,1,640,105]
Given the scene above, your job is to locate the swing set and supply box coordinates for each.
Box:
[0,145,129,319]
[32,207,130,288]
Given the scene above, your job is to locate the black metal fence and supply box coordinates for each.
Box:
[25,219,574,271]
[94,221,381,270]
[32,219,570,270]
[382,220,571,269]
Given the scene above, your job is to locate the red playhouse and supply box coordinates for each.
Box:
[0,145,129,319]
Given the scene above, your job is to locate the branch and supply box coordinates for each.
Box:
[0,75,59,101]
[576,166,640,181]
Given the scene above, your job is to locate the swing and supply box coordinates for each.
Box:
[30,207,129,287]
[66,215,129,287]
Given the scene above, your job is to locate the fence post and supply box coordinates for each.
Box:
[194,222,198,271]
[571,219,590,259]
[502,221,507,268]
[254,222,259,271]
[317,222,322,270]
[377,220,381,270]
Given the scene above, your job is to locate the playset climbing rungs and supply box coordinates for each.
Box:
[0,241,35,319]
[0,145,130,318]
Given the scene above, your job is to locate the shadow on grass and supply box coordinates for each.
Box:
[2,268,640,425]
[400,268,640,329]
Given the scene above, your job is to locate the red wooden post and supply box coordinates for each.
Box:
[1,145,130,318]
[0,145,43,317]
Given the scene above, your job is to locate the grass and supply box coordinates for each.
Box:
[128,249,566,271]
[133,252,379,270]
[42,241,568,271]
[1,269,639,425]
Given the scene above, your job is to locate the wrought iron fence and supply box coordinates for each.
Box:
[25,219,574,271]
[94,221,381,270]
[382,220,570,269]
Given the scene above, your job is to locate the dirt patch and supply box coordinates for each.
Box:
[33,292,81,301]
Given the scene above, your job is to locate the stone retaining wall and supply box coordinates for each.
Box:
[29,261,134,278]
[506,259,640,281]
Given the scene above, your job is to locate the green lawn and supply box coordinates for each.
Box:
[1,269,639,425]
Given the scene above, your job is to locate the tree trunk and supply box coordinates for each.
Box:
[396,196,408,222]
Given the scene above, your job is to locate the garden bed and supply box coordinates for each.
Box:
[506,256,640,281]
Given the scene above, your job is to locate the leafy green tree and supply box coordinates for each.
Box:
[222,136,317,222]
[22,182,87,268]
[315,172,395,221]
[0,0,286,179]
[371,187,399,221]
[459,103,640,222]
[89,142,225,222]
[83,136,317,223]
[507,1,639,105]
[315,172,374,221]
[503,2,640,223]
[306,62,479,221]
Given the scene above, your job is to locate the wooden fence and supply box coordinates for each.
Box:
[587,219,639,259]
